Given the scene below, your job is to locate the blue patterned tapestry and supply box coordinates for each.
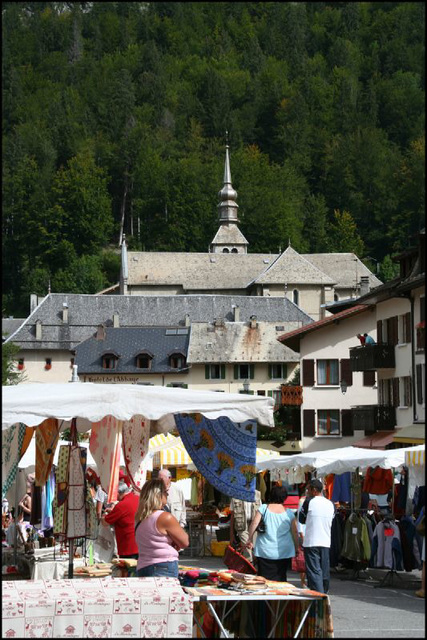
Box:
[175,413,258,502]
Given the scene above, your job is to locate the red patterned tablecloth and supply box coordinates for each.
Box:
[2,576,193,638]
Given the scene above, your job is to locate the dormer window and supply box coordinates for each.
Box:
[136,351,153,370]
[222,248,230,253]
[169,351,186,369]
[102,352,119,370]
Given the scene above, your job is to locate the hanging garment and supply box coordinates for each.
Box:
[324,475,335,501]
[121,415,150,492]
[90,415,122,502]
[30,483,42,525]
[175,413,258,501]
[190,475,199,507]
[67,445,87,539]
[329,511,345,568]
[363,467,393,495]
[398,517,422,571]
[259,471,267,502]
[35,418,60,487]
[2,423,27,499]
[341,512,371,563]
[42,469,55,531]
[352,472,362,510]
[331,472,351,504]
[53,444,71,539]
[370,520,403,570]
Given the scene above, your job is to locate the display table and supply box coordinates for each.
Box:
[184,584,333,639]
[2,577,193,638]
[186,515,219,557]
[2,546,86,580]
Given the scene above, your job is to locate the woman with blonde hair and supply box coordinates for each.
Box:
[135,478,189,577]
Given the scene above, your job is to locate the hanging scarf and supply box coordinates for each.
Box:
[53,444,71,539]
[121,415,150,491]
[2,423,27,499]
[175,413,258,502]
[67,445,87,539]
[35,418,60,487]
[89,415,122,502]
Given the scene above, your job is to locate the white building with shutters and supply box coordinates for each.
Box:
[278,304,378,452]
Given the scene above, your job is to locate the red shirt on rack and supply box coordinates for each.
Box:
[362,467,393,495]
[104,491,139,557]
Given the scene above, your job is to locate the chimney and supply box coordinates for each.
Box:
[232,305,240,322]
[360,276,370,296]
[30,294,38,314]
[95,324,106,340]
[184,313,190,327]
[113,313,120,328]
[249,315,257,329]
[35,320,42,340]
[62,301,69,324]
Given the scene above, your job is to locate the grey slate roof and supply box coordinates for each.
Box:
[2,318,26,341]
[74,327,190,374]
[126,250,381,291]
[5,294,313,351]
[188,322,301,364]
[210,224,249,246]
[251,246,335,285]
[304,253,382,290]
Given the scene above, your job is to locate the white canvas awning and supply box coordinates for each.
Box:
[2,383,274,430]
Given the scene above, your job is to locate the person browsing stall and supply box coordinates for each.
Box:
[244,485,299,582]
[135,479,189,578]
[102,482,139,559]
[299,479,335,594]
[158,469,187,527]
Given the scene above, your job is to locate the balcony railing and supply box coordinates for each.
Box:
[280,385,303,406]
[351,405,396,434]
[349,344,395,371]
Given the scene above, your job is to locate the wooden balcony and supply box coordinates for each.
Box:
[280,385,303,406]
[349,344,395,371]
[351,405,396,434]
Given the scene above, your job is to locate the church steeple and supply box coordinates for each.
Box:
[210,133,249,254]
[217,132,239,224]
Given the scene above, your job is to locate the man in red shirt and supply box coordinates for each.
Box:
[102,482,140,559]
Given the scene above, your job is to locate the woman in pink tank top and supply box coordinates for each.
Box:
[135,478,189,577]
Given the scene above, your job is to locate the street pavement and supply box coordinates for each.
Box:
[179,554,425,638]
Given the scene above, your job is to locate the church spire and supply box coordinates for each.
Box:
[217,131,239,223]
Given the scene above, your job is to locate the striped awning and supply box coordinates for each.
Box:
[149,432,181,452]
[405,447,425,467]
[159,438,193,465]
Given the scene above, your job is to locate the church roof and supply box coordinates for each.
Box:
[251,246,336,286]
[304,253,382,290]
[210,224,249,247]
[188,321,301,364]
[5,293,312,350]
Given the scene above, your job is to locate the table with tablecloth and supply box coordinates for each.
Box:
[184,584,333,638]
[2,576,193,638]
[2,545,86,580]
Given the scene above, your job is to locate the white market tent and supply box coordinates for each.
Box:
[256,444,426,477]
[2,382,274,431]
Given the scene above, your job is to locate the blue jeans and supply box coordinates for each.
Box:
[136,561,179,578]
[304,547,330,594]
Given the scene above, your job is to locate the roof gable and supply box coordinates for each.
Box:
[251,246,336,286]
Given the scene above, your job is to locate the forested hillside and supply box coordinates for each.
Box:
[2,2,425,316]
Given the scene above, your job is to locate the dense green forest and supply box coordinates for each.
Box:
[2,2,425,317]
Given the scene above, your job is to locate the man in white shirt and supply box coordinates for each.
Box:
[299,479,335,594]
[158,469,187,527]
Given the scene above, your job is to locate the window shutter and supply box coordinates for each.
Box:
[340,359,353,386]
[363,370,376,386]
[220,364,225,379]
[341,410,353,436]
[234,364,239,379]
[248,390,255,395]
[182,384,188,389]
[205,365,210,380]
[268,364,273,379]
[405,312,411,343]
[392,378,400,407]
[392,316,399,346]
[249,364,255,379]
[268,390,274,397]
[302,360,315,386]
[377,320,382,344]
[282,363,287,379]
[166,383,173,387]
[303,410,315,437]
[416,364,423,404]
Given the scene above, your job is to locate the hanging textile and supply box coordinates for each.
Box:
[121,415,150,491]
[340,512,371,563]
[42,469,55,531]
[2,423,27,499]
[66,445,87,539]
[175,413,258,501]
[20,426,35,459]
[35,418,60,487]
[53,444,71,539]
[89,415,122,502]
[329,511,346,568]
[370,520,403,570]
[323,474,335,501]
[331,472,351,504]
[363,467,393,495]
[352,471,362,510]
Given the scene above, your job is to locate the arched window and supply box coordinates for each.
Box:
[231,248,238,253]
[136,351,153,369]
[222,248,230,253]
[102,352,119,370]
[169,352,186,369]
[293,289,299,306]
[334,293,339,302]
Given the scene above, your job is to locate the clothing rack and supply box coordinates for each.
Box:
[373,515,402,588]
